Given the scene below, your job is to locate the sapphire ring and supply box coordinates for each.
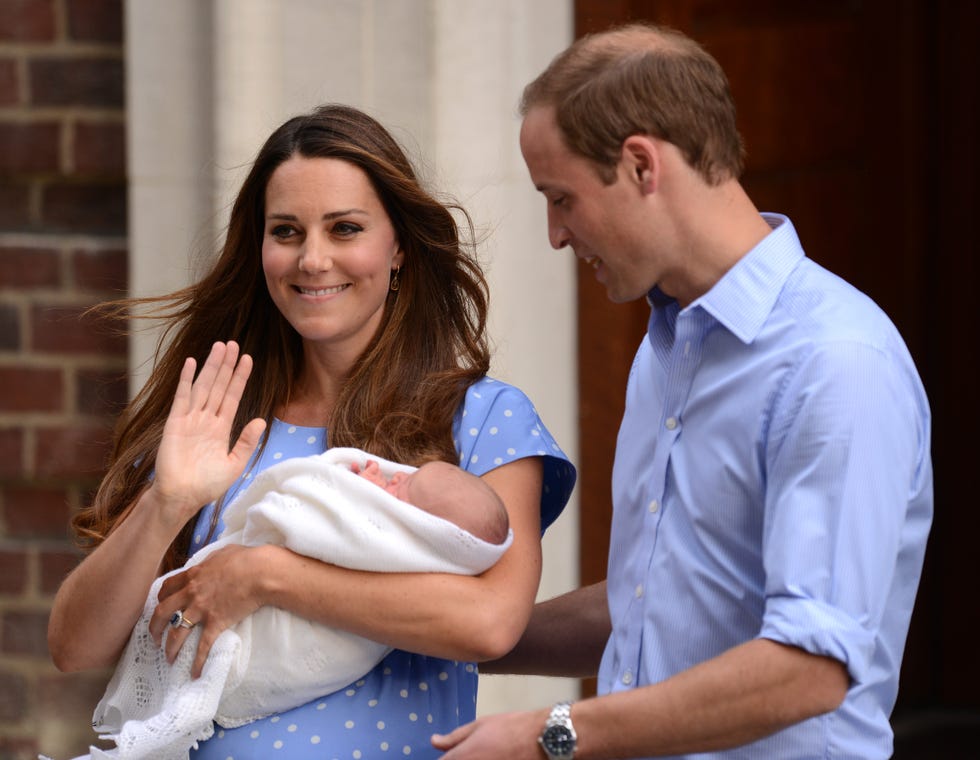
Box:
[169,610,196,630]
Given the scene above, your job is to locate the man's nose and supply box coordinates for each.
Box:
[547,209,570,250]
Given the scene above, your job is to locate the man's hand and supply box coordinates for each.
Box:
[432,708,550,759]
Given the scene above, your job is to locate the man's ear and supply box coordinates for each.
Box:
[622,135,659,195]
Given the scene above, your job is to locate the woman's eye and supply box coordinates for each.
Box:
[270,224,296,240]
[333,221,363,237]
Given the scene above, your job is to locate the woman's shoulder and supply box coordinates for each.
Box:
[456,376,576,531]
[460,375,535,414]
[458,375,551,438]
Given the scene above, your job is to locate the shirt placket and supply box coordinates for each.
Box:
[619,307,707,690]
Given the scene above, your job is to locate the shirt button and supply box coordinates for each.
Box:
[622,670,633,686]
[648,499,659,513]
[665,417,678,430]
[635,584,644,598]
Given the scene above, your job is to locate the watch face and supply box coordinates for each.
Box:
[542,725,576,756]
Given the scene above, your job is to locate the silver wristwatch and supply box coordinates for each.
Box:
[538,701,577,759]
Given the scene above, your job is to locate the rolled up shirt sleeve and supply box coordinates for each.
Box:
[758,338,932,685]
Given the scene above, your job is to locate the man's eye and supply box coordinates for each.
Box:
[551,196,566,208]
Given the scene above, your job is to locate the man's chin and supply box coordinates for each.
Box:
[604,280,651,304]
[605,288,641,305]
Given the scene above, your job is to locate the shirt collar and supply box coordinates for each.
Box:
[651,213,804,344]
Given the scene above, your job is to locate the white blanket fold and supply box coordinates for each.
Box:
[86,448,511,760]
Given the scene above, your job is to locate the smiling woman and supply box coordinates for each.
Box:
[46,104,576,759]
[261,156,403,368]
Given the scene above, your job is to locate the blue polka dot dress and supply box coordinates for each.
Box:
[188,377,576,759]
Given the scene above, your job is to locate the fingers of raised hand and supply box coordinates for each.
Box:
[229,416,267,466]
[220,350,254,420]
[193,341,256,421]
[169,356,198,416]
[189,341,236,413]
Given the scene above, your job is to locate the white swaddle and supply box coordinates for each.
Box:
[82,447,512,760]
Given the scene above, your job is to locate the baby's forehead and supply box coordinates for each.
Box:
[416,460,454,478]
[409,461,461,494]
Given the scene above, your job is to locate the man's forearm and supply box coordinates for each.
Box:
[433,638,849,759]
[569,638,848,758]
[481,581,611,677]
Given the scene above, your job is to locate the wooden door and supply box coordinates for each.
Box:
[573,0,980,750]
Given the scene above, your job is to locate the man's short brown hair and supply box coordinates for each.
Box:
[521,23,745,185]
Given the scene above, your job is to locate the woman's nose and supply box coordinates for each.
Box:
[298,236,333,273]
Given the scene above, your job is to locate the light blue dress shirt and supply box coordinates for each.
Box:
[598,214,932,758]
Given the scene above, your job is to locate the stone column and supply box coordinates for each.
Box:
[126,0,578,713]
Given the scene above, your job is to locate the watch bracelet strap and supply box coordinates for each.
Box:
[546,701,573,727]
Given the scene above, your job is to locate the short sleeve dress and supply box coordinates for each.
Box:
[188,376,576,760]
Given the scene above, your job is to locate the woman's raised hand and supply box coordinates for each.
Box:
[151,341,267,526]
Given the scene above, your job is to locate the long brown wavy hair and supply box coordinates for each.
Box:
[74,104,491,572]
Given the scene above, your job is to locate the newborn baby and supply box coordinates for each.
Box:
[88,448,513,760]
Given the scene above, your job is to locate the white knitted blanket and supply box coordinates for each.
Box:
[81,447,511,760]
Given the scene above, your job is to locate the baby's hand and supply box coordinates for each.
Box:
[354,459,388,488]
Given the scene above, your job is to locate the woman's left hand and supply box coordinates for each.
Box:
[149,543,270,677]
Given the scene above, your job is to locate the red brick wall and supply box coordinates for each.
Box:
[0,1,126,757]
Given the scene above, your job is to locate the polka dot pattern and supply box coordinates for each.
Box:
[189,377,575,759]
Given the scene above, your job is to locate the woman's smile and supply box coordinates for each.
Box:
[294,283,351,297]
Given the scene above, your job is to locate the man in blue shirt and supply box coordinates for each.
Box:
[433,21,932,760]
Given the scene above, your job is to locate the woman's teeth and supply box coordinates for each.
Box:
[298,284,348,296]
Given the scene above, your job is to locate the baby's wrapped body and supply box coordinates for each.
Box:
[90,448,512,759]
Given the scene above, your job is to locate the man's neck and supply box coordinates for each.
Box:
[667,179,772,306]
